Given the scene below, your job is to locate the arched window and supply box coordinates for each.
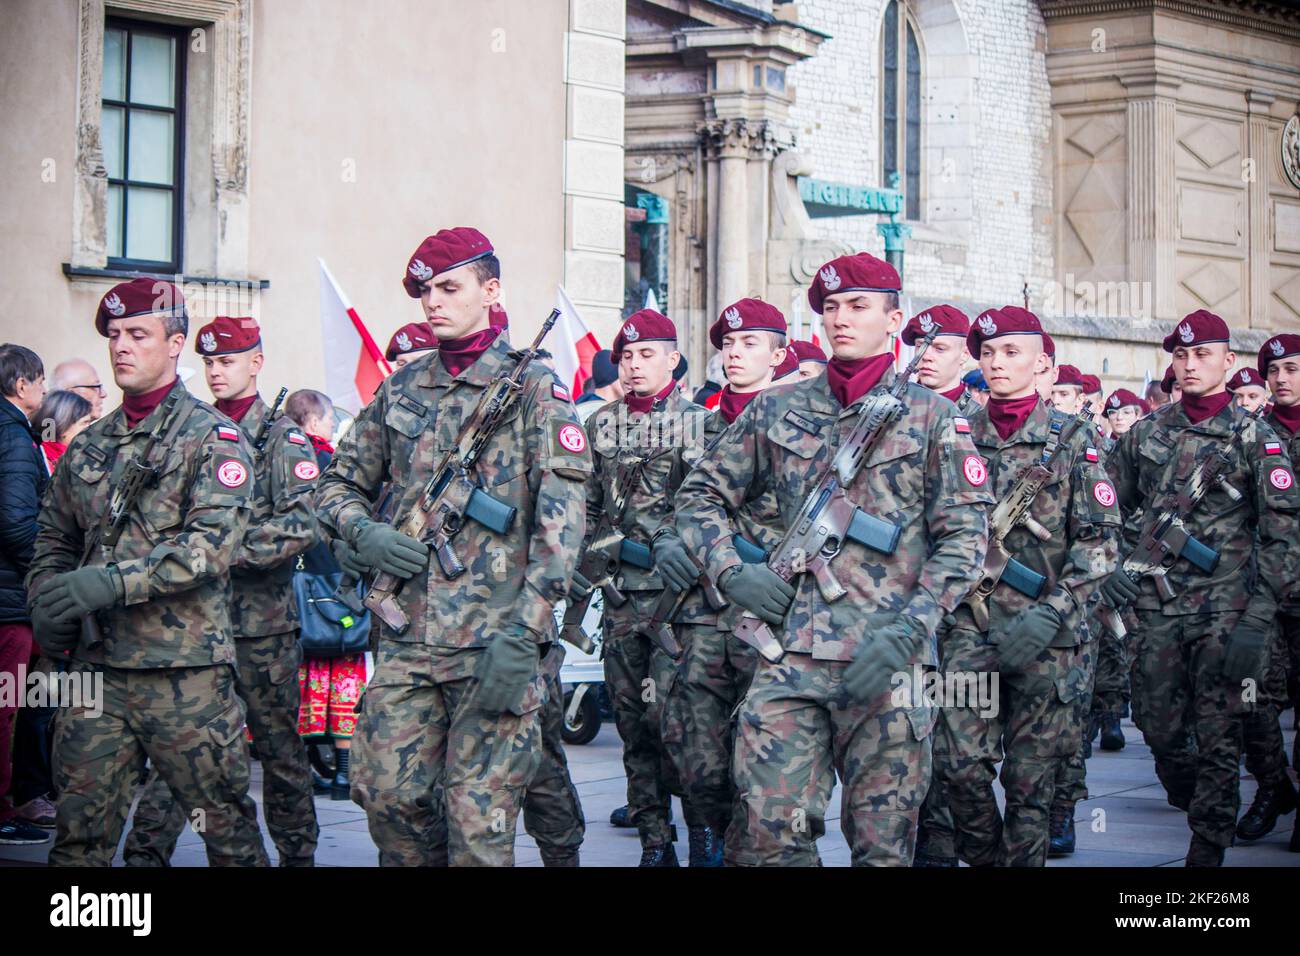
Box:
[881,0,922,221]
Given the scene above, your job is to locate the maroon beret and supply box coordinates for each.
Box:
[966,306,1044,358]
[1080,374,1102,395]
[1258,333,1300,376]
[96,277,187,336]
[1162,309,1230,353]
[612,309,677,363]
[901,304,969,346]
[385,322,437,362]
[789,339,827,364]
[195,316,260,356]
[1042,332,1056,360]
[807,252,901,314]
[1160,364,1177,394]
[710,298,787,350]
[403,227,494,298]
[1105,388,1147,414]
[1227,367,1266,392]
[1055,364,1084,388]
[773,346,800,381]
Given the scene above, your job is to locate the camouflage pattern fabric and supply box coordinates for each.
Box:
[521,641,585,864]
[1241,622,1292,790]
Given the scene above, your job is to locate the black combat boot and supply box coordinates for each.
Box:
[1048,804,1076,857]
[638,844,680,867]
[1235,779,1298,841]
[331,748,350,801]
[1185,834,1225,867]
[688,826,724,867]
[1099,714,1126,751]
[609,805,633,828]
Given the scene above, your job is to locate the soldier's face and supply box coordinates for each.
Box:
[202,349,262,400]
[1232,384,1269,413]
[797,360,824,380]
[820,292,901,360]
[1267,358,1300,407]
[619,342,678,396]
[393,348,435,370]
[721,331,783,392]
[1173,344,1233,396]
[419,264,500,341]
[917,335,965,390]
[1050,385,1084,414]
[1108,405,1139,434]
[106,315,184,395]
[981,335,1045,400]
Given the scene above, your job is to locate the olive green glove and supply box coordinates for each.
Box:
[39,567,123,626]
[568,569,594,602]
[721,564,794,625]
[842,615,922,703]
[652,536,696,594]
[29,594,80,655]
[332,537,370,579]
[476,627,541,713]
[1222,615,1270,685]
[998,604,1063,672]
[351,518,428,579]
[1100,567,1140,609]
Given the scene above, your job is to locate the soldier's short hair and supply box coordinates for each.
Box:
[0,343,44,398]
[470,254,501,285]
[884,292,900,313]
[162,312,188,338]
[285,388,334,428]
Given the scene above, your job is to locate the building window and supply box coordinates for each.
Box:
[881,0,921,221]
[102,19,185,271]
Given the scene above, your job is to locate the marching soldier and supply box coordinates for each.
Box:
[675,252,992,866]
[573,308,711,866]
[385,321,438,369]
[788,339,827,380]
[26,279,268,866]
[315,228,591,866]
[1049,364,1087,415]
[1235,333,1300,847]
[1227,367,1270,415]
[936,307,1120,867]
[1103,311,1300,865]
[123,316,321,866]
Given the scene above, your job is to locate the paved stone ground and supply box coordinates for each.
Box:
[3,713,1296,866]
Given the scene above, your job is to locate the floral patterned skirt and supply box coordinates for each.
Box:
[297,653,367,739]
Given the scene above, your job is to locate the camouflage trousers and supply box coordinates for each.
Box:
[1283,612,1300,769]
[521,641,585,864]
[727,652,934,867]
[1241,620,1293,790]
[935,628,1089,867]
[603,591,691,847]
[1054,643,1097,810]
[50,661,268,867]
[660,622,757,833]
[1092,622,1131,718]
[123,630,318,866]
[1129,610,1249,849]
[350,640,544,866]
[914,762,955,861]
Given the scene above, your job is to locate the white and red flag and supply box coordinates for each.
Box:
[319,258,391,414]
[552,285,601,398]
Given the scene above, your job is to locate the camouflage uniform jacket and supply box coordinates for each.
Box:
[675,367,994,662]
[27,381,254,668]
[315,337,591,645]
[227,394,320,637]
[584,387,713,621]
[958,399,1121,642]
[1263,409,1300,615]
[1106,400,1300,619]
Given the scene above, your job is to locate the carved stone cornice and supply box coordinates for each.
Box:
[699,117,792,160]
[1038,0,1300,42]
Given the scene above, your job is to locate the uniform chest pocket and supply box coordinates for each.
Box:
[141,452,191,535]
[861,434,925,505]
[768,416,831,504]
[1026,466,1071,535]
[1138,433,1180,493]
[383,400,430,483]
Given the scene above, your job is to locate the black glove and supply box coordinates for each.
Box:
[476,627,541,713]
[652,536,696,594]
[997,604,1062,672]
[1100,567,1140,609]
[1222,616,1270,685]
[351,519,428,579]
[30,595,80,655]
[39,567,122,626]
[722,564,794,625]
[843,615,921,703]
[568,569,594,602]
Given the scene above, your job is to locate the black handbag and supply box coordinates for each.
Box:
[294,569,371,658]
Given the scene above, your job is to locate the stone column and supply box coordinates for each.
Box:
[1123,74,1181,325]
[1246,89,1277,329]
[706,119,755,310]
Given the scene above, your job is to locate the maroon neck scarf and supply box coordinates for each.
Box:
[1271,401,1300,436]
[825,352,893,408]
[718,385,760,424]
[438,325,502,377]
[215,393,258,424]
[123,378,179,429]
[1181,390,1231,425]
[625,379,676,414]
[308,433,334,455]
[987,394,1040,441]
[939,382,966,403]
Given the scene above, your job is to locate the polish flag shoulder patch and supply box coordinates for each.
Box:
[962,454,987,487]
[552,382,571,402]
[1093,480,1117,507]
[1269,467,1294,491]
[293,460,320,481]
[216,459,248,488]
[287,430,308,445]
[1264,441,1282,456]
[1085,447,1099,463]
[953,417,970,434]
[557,423,587,454]
[215,425,239,442]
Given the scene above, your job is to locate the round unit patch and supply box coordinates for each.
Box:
[1269,467,1294,491]
[216,459,248,488]
[294,460,320,481]
[1093,481,1117,507]
[962,455,987,487]
[558,423,587,453]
